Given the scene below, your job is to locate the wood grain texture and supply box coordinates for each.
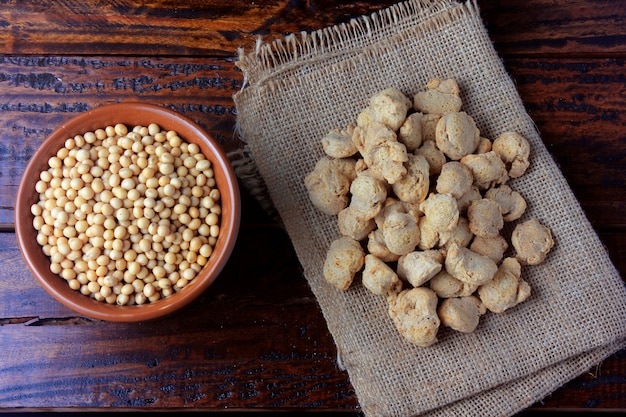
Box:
[2,1,626,56]
[1,55,624,270]
[481,1,626,55]
[1,56,625,223]
[1,207,359,410]
[0,0,400,56]
[0,0,625,414]
[0,55,242,229]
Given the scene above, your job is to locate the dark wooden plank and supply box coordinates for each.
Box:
[1,0,626,413]
[2,56,625,281]
[0,186,287,318]
[1,1,625,57]
[2,56,626,227]
[0,310,356,410]
[4,198,624,412]
[506,57,626,230]
[0,55,242,149]
[0,55,243,227]
[0,202,359,410]
[481,0,626,56]
[526,349,626,412]
[596,231,626,281]
[0,231,70,317]
[0,0,398,57]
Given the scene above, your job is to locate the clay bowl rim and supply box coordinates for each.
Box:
[14,102,241,322]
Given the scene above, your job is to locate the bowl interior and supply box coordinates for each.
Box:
[15,103,241,322]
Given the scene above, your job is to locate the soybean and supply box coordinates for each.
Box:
[31,123,223,305]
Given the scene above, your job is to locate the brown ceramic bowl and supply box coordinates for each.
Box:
[15,103,241,322]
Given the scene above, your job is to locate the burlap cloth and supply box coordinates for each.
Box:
[231,1,626,415]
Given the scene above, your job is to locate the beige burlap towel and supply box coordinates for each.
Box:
[232,1,626,415]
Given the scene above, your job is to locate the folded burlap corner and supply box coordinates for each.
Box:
[231,1,626,416]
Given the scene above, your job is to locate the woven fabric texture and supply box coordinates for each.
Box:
[232,1,626,415]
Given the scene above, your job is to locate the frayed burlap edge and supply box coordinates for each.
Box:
[232,0,465,217]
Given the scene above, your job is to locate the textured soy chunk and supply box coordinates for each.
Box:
[438,296,486,333]
[445,243,498,286]
[413,78,463,115]
[492,131,531,178]
[304,157,357,215]
[478,257,531,313]
[322,236,365,291]
[511,218,554,265]
[362,254,402,296]
[435,112,480,160]
[387,287,440,347]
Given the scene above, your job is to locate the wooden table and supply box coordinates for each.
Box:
[1,0,624,414]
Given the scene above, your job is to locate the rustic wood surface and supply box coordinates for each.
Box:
[1,0,625,414]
